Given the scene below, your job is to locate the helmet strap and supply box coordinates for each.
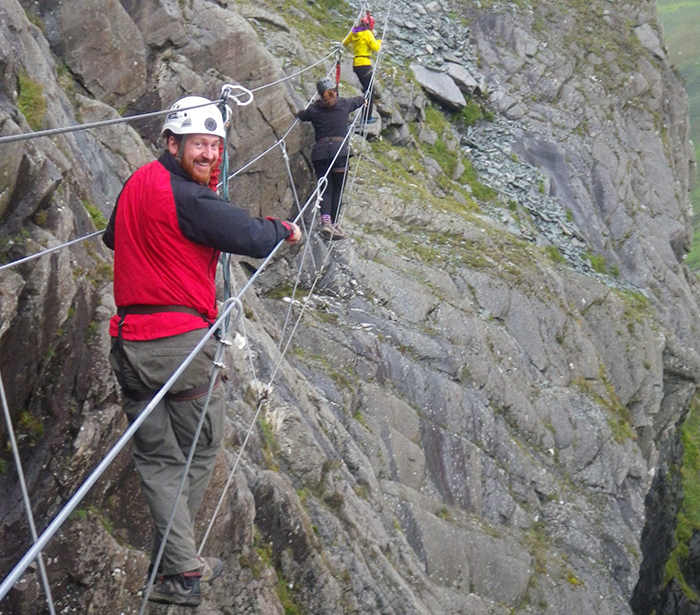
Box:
[177,135,188,162]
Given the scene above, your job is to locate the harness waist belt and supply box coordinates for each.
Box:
[354,55,371,58]
[124,372,223,402]
[117,304,210,320]
[168,372,223,401]
[316,136,345,143]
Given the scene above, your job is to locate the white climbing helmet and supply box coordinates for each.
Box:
[161,96,226,139]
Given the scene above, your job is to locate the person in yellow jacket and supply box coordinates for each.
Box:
[342,12,381,123]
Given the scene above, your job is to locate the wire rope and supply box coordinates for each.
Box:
[0,99,227,146]
[0,299,242,601]
[0,3,391,603]
[0,230,105,273]
[0,10,357,272]
[0,372,57,615]
[249,51,336,93]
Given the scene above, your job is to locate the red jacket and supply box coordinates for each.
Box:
[103,152,291,341]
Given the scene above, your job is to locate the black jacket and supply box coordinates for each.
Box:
[297,96,365,161]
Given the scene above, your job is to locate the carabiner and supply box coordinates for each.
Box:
[220,84,255,108]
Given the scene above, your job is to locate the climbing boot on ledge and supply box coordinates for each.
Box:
[198,556,224,583]
[149,572,202,606]
[320,221,346,240]
[330,224,347,240]
[320,221,334,239]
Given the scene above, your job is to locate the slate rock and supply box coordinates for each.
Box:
[410,63,466,110]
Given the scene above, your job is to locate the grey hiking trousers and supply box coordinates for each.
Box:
[109,328,224,575]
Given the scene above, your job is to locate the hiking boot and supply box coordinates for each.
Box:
[148,572,201,607]
[330,224,346,240]
[198,556,224,583]
[320,222,346,240]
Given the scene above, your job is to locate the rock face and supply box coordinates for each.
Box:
[410,64,467,110]
[0,0,698,614]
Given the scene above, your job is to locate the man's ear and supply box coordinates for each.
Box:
[166,135,179,156]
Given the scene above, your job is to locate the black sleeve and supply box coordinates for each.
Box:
[103,174,134,250]
[351,95,365,111]
[297,107,312,122]
[103,205,116,249]
[174,181,291,258]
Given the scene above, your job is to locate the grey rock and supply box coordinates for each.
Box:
[410,64,466,110]
[422,155,444,178]
[633,23,666,60]
[238,4,291,31]
[445,62,479,94]
[119,0,188,48]
[384,123,413,146]
[52,0,148,108]
[414,3,427,16]
[418,124,439,146]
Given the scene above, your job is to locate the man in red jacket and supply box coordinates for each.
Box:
[103,95,300,606]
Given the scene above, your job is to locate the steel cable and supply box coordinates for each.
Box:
[0,3,390,603]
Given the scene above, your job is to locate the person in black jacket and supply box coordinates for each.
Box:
[297,77,365,240]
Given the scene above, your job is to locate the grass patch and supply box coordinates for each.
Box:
[82,200,107,230]
[18,72,47,131]
[418,103,496,201]
[370,139,480,214]
[458,100,483,127]
[265,285,310,301]
[268,0,351,42]
[573,367,636,444]
[17,411,44,444]
[616,288,652,325]
[545,245,566,264]
[664,394,700,599]
[584,250,607,274]
[459,159,497,201]
[258,416,280,470]
[276,574,305,615]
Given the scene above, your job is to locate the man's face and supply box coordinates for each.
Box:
[168,134,221,185]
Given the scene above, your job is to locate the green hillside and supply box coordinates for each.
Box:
[657,0,700,268]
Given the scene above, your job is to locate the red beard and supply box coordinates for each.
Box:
[182,155,214,185]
